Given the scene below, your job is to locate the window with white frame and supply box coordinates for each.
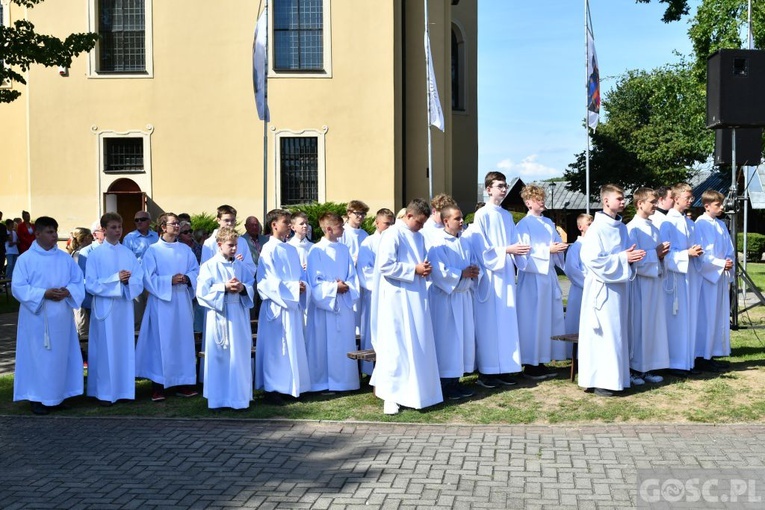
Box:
[104,137,144,173]
[279,136,319,204]
[89,0,153,77]
[272,0,331,75]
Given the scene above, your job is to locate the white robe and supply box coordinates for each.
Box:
[427,230,477,378]
[197,253,255,409]
[469,203,523,375]
[659,209,701,371]
[370,220,443,409]
[514,213,568,364]
[563,238,586,335]
[578,212,632,391]
[340,224,369,263]
[135,239,200,387]
[306,238,361,391]
[85,241,144,402]
[694,214,734,359]
[357,231,382,375]
[421,219,445,250]
[254,238,312,397]
[648,210,668,229]
[12,241,86,406]
[202,231,257,278]
[287,236,313,269]
[626,217,670,373]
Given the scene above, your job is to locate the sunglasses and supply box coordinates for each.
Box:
[134,218,150,222]
[180,230,192,235]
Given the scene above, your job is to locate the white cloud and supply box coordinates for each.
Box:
[494,155,561,181]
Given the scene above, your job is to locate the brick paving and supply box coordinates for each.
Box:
[1,417,765,509]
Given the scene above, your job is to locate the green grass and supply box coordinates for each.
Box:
[2,267,765,423]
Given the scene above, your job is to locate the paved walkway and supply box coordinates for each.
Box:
[1,417,765,509]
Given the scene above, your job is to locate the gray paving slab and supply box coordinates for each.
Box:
[1,417,765,509]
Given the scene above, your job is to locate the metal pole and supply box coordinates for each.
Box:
[424,0,434,201]
[731,128,739,327]
[262,0,269,220]
[584,0,590,214]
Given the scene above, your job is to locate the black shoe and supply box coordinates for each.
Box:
[496,373,519,386]
[30,402,49,416]
[476,376,500,389]
[667,369,690,378]
[695,359,722,373]
[593,388,614,397]
[523,365,547,381]
[264,392,285,405]
[688,367,702,375]
[444,385,464,400]
[455,382,475,398]
[98,399,114,407]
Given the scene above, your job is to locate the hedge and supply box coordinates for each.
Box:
[737,232,765,262]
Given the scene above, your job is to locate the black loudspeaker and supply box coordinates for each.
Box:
[707,49,765,128]
[714,128,763,166]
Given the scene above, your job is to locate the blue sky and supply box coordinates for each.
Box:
[477,0,700,183]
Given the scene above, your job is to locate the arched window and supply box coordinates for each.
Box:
[451,24,465,111]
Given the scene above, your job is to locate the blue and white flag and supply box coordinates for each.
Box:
[253,4,270,122]
[586,2,600,131]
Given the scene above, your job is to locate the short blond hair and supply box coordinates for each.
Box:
[216,226,239,244]
[701,189,724,206]
[600,183,624,201]
[632,187,657,204]
[576,213,593,227]
[431,193,457,212]
[520,184,545,203]
[671,182,692,198]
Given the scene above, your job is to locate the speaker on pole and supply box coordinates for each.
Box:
[714,128,763,166]
[707,49,765,128]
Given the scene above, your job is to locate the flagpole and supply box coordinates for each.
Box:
[585,0,590,214]
[263,0,269,221]
[424,0,434,201]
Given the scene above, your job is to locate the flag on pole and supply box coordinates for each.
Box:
[586,2,600,131]
[425,32,445,132]
[253,4,270,122]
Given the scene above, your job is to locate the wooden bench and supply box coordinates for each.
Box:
[551,333,578,382]
[347,349,376,362]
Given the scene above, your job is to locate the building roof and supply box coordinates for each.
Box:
[530,180,601,210]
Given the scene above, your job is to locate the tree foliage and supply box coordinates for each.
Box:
[0,0,98,103]
[635,0,692,23]
[564,62,714,196]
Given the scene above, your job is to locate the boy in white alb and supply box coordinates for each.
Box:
[514,184,569,380]
[563,214,591,336]
[693,190,734,372]
[578,184,645,397]
[427,205,479,400]
[305,212,361,392]
[287,212,313,269]
[626,188,670,385]
[197,227,255,409]
[13,216,85,415]
[85,213,144,405]
[659,183,703,376]
[255,209,312,404]
[356,208,395,376]
[470,171,530,388]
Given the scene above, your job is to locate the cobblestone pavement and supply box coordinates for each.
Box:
[2,417,765,509]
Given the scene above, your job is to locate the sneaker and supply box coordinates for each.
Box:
[642,372,663,384]
[444,385,464,401]
[30,402,50,415]
[593,388,614,397]
[630,373,645,386]
[383,400,400,415]
[151,390,166,402]
[455,382,475,398]
[176,388,199,398]
[523,365,548,381]
[496,374,519,386]
[476,376,500,389]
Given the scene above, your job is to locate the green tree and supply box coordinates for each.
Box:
[0,0,98,103]
[564,62,714,196]
[635,0,692,23]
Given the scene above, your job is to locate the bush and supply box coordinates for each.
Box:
[737,232,765,262]
[190,212,219,236]
[285,202,357,241]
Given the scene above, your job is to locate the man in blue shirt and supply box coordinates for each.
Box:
[122,211,158,328]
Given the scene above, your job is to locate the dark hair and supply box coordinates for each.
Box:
[484,171,507,189]
[216,205,237,219]
[35,216,58,231]
[100,212,123,228]
[264,209,291,235]
[177,213,191,222]
[406,198,430,218]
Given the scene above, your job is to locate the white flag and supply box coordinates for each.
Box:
[253,5,270,122]
[425,32,445,132]
[586,25,600,130]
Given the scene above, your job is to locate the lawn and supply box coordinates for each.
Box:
[1,270,765,424]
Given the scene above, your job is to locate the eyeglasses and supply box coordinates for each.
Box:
[492,184,509,190]
[180,230,192,235]
[350,211,367,217]
[134,217,150,222]
[166,222,180,227]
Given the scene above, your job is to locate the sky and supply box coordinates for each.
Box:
[477,0,701,183]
